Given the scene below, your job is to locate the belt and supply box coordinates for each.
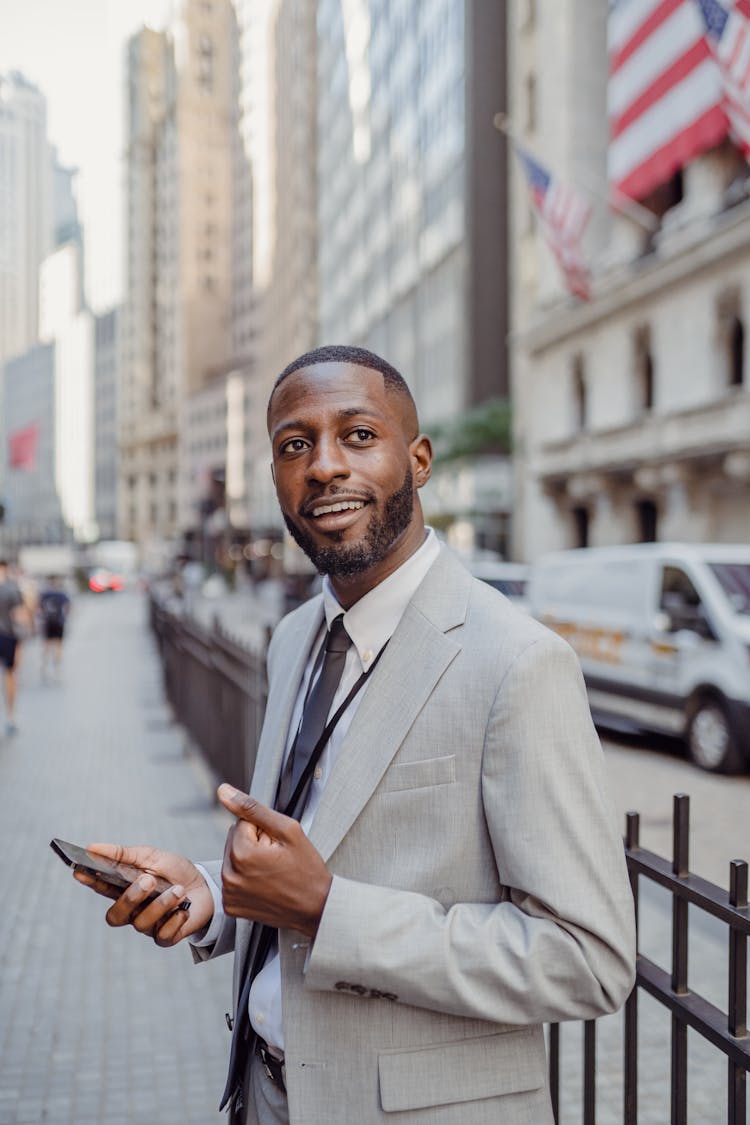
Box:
[256,1038,287,1094]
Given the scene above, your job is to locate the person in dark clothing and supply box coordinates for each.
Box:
[39,576,71,681]
[0,560,27,733]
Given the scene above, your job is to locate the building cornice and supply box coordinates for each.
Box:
[537,390,750,490]
[522,198,750,356]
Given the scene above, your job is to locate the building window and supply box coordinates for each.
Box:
[572,506,589,548]
[572,353,586,431]
[634,326,654,412]
[717,289,745,389]
[729,316,745,386]
[636,498,658,543]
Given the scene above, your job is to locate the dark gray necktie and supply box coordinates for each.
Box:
[275,613,352,816]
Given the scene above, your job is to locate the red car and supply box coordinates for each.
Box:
[88,569,125,593]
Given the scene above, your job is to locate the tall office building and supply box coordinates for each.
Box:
[94,307,120,541]
[2,239,94,545]
[315,0,510,554]
[120,1,237,552]
[233,0,318,538]
[0,72,53,366]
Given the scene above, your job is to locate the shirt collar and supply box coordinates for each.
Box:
[322,528,440,671]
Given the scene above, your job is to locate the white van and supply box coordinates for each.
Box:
[527,543,750,773]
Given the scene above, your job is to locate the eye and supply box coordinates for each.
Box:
[279,437,309,455]
[347,427,376,443]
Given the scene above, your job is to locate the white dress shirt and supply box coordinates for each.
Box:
[195,528,440,1055]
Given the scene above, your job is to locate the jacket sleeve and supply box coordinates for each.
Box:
[304,634,636,1026]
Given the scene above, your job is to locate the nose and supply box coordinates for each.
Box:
[306,434,350,484]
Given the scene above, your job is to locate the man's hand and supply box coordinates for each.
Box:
[218,784,332,938]
[72,844,214,947]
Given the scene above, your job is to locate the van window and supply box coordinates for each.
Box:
[660,567,701,609]
[708,563,750,615]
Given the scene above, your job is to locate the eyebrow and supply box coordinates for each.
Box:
[272,406,387,439]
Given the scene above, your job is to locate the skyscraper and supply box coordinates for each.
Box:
[0,72,53,366]
[315,0,510,554]
[120,1,237,552]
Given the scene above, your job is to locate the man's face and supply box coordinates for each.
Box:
[268,362,432,598]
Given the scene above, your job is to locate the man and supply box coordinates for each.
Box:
[39,575,71,680]
[0,560,27,734]
[76,346,635,1124]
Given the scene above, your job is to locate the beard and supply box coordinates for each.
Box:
[283,468,415,577]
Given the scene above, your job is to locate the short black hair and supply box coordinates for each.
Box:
[269,345,415,410]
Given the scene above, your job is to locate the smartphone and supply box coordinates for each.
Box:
[50,837,190,911]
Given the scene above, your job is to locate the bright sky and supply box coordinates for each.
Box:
[0,0,174,313]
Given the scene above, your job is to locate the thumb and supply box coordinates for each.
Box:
[217,784,291,838]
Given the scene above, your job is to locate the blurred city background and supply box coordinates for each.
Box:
[1,0,749,582]
[2,0,750,1122]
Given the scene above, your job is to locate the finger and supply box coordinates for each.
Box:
[153,903,192,948]
[130,884,189,937]
[86,841,153,868]
[105,873,157,928]
[73,869,122,902]
[217,784,293,840]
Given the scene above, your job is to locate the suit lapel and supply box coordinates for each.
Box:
[249,597,325,805]
[308,548,472,862]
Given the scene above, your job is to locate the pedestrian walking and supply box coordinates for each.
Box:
[0,559,30,734]
[39,575,71,681]
[74,346,636,1124]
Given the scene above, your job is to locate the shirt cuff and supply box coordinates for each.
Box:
[188,862,224,948]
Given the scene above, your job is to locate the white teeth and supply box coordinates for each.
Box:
[311,500,365,517]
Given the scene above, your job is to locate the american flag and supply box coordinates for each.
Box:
[696,0,750,155]
[608,0,727,201]
[515,145,592,301]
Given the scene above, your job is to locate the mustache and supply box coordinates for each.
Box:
[299,487,374,517]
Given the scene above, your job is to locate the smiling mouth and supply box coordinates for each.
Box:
[310,500,366,518]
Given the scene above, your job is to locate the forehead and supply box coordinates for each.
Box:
[268,362,399,430]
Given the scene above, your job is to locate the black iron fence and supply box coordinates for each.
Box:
[149,595,269,791]
[549,793,749,1124]
[150,596,749,1122]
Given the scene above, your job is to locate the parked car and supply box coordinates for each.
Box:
[526,543,750,773]
[88,569,125,593]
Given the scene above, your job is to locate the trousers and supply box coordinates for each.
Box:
[230,1049,290,1125]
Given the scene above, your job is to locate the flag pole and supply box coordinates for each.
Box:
[493,113,659,234]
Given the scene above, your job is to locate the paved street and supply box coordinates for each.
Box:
[0,590,233,1125]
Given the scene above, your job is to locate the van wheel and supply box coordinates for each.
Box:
[687,700,742,773]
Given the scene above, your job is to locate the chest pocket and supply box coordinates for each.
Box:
[378,754,455,794]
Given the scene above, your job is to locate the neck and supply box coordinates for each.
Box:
[329,524,427,609]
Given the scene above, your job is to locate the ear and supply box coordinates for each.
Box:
[410,434,433,489]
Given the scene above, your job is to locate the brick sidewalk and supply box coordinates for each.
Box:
[0,591,234,1125]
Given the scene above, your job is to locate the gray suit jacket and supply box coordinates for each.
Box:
[197,547,635,1123]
